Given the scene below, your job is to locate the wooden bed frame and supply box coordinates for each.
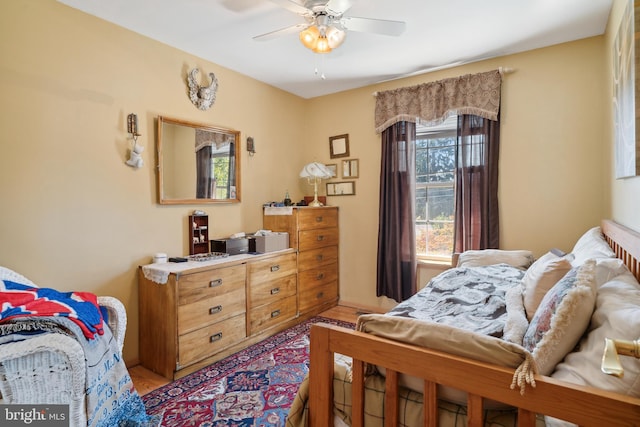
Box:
[308,219,640,426]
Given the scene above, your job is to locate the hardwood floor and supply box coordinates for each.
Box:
[130,304,379,396]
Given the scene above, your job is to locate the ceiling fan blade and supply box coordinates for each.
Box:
[341,16,406,36]
[220,0,263,13]
[253,23,309,41]
[325,0,353,16]
[267,0,313,16]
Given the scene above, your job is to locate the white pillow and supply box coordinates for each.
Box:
[457,249,534,269]
[546,269,640,427]
[521,252,573,321]
[522,260,597,375]
[570,226,615,267]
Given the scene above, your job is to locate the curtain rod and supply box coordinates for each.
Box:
[372,67,515,97]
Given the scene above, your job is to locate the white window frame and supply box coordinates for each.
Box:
[415,116,457,262]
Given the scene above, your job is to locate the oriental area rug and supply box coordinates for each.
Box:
[142,316,355,427]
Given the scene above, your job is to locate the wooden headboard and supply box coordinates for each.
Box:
[601,219,640,282]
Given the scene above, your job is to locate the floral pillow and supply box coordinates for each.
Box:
[522,260,597,375]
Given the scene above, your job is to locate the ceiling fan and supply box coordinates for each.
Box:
[253,0,406,53]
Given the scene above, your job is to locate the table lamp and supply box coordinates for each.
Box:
[299,162,334,206]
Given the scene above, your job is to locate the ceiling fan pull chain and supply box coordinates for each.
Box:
[314,55,327,80]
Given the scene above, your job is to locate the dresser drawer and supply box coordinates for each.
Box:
[298,246,338,270]
[178,264,246,306]
[298,262,338,289]
[298,208,338,230]
[249,274,296,308]
[298,281,338,313]
[249,295,297,335]
[247,252,297,284]
[299,227,338,251]
[178,313,246,368]
[178,285,246,335]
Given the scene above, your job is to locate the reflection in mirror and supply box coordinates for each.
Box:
[157,116,241,204]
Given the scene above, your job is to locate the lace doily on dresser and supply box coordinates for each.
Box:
[141,265,170,285]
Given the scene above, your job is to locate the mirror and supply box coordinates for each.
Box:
[157,116,241,204]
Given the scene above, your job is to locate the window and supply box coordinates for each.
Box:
[415,116,457,260]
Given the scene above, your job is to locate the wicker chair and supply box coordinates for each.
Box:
[0,267,127,427]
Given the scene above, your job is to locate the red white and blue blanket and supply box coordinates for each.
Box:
[0,279,104,340]
[0,275,159,427]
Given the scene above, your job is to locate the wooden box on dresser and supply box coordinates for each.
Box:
[138,249,297,380]
[263,206,339,316]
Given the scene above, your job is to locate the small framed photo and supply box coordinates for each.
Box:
[325,163,337,178]
[342,159,359,178]
[326,181,356,196]
[329,134,350,158]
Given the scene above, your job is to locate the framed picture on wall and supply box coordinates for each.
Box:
[342,159,359,178]
[613,0,640,178]
[326,181,355,196]
[329,134,350,158]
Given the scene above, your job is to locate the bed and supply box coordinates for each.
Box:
[287,219,640,427]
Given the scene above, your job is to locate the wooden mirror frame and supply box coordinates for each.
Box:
[157,116,241,204]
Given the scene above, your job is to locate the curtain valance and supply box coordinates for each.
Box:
[374,69,501,133]
[195,129,235,152]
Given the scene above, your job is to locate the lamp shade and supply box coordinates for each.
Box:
[326,26,346,49]
[299,26,320,50]
[300,162,334,179]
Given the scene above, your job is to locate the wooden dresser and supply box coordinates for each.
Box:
[138,250,298,379]
[263,206,339,315]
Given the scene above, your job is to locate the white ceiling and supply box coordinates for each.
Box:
[57,0,613,99]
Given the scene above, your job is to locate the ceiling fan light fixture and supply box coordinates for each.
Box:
[299,25,335,53]
[313,34,332,53]
[326,25,346,48]
[299,25,320,50]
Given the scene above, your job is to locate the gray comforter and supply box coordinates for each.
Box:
[386,263,526,337]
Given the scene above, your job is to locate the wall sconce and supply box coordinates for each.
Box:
[247,136,256,156]
[125,113,144,169]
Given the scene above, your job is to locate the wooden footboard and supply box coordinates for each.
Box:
[309,323,640,426]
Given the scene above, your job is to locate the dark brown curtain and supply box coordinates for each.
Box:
[196,146,213,198]
[376,122,417,302]
[454,114,500,252]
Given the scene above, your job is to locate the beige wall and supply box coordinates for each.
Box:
[0,0,622,363]
[606,0,640,230]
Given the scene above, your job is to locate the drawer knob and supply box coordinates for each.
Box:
[270,287,280,295]
[316,291,324,299]
[271,309,281,318]
[316,254,324,261]
[317,235,324,241]
[210,332,223,343]
[270,265,280,272]
[209,279,223,287]
[316,272,325,280]
[315,216,324,222]
[209,305,222,315]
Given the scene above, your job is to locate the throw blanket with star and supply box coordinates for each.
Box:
[0,279,104,339]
